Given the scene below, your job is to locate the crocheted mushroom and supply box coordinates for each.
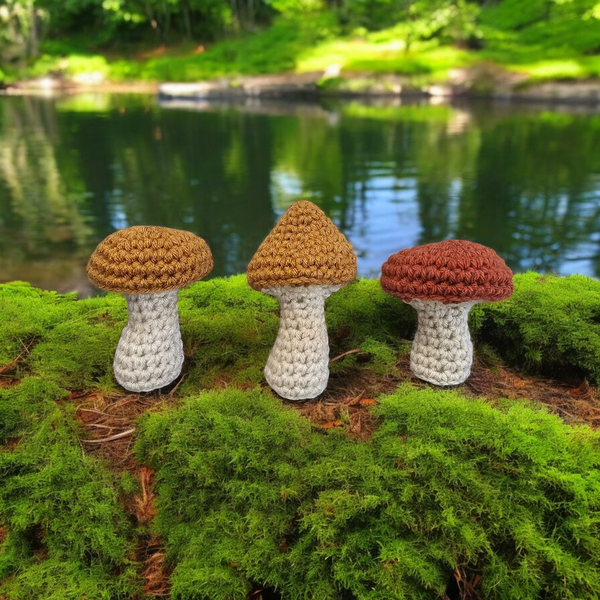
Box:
[247,201,357,400]
[381,240,513,386]
[87,226,213,392]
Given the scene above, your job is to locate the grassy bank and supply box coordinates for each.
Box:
[6,5,600,91]
[1,273,600,599]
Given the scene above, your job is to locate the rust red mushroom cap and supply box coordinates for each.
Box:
[380,239,513,305]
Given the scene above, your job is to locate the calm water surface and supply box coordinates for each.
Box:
[1,93,600,297]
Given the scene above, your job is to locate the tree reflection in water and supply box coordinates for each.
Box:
[0,94,599,296]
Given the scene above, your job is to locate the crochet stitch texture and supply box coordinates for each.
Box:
[247,200,356,290]
[263,285,342,400]
[247,201,356,400]
[408,298,478,386]
[114,290,184,392]
[87,225,213,294]
[380,239,513,304]
[381,240,513,386]
[87,225,213,392]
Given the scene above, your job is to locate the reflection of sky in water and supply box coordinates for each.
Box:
[271,156,600,278]
[3,94,600,297]
[271,162,466,279]
[342,170,423,278]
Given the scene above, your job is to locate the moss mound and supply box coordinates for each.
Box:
[2,273,600,393]
[472,272,600,384]
[1,273,600,599]
[136,386,600,600]
[0,379,139,599]
[2,273,600,391]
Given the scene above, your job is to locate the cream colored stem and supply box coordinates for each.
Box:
[113,290,184,392]
[409,298,478,386]
[263,285,341,400]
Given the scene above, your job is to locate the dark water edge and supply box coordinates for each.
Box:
[1,92,599,298]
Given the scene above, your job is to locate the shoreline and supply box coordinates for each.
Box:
[3,69,600,104]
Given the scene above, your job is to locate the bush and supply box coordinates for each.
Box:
[136,386,600,600]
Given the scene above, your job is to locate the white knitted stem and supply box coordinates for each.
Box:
[409,298,479,386]
[263,285,342,401]
[113,290,184,392]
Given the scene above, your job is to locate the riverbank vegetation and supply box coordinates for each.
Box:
[1,273,600,598]
[1,1,600,86]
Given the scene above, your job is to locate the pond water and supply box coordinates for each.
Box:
[1,93,600,297]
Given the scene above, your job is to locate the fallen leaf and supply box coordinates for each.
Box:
[359,398,377,406]
[321,420,343,428]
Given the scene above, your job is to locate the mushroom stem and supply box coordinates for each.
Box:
[264,285,342,400]
[113,289,184,392]
[408,298,479,386]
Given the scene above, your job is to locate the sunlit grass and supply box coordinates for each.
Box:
[297,37,473,79]
[502,56,600,82]
[16,15,600,86]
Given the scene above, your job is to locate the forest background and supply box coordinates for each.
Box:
[1,0,600,85]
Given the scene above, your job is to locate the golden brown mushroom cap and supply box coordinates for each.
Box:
[87,225,213,294]
[246,200,357,291]
[380,239,513,305]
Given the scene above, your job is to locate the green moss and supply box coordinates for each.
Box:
[176,276,412,391]
[136,386,600,600]
[0,282,126,389]
[2,273,600,393]
[3,272,600,598]
[0,379,140,599]
[472,272,600,384]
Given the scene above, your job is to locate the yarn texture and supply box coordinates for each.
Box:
[247,200,356,290]
[87,225,213,294]
[247,200,357,400]
[408,298,478,386]
[264,285,341,400]
[381,239,513,386]
[87,225,214,392]
[114,290,184,392]
[381,239,513,304]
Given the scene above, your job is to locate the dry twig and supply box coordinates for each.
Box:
[81,428,135,444]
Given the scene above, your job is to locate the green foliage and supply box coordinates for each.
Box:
[109,14,338,81]
[136,385,600,600]
[0,281,126,389]
[3,273,600,393]
[6,0,600,84]
[177,275,405,391]
[27,53,109,80]
[472,272,600,384]
[0,378,139,599]
[479,0,600,69]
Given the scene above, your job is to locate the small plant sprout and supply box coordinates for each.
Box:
[87,226,213,392]
[247,201,356,400]
[381,239,513,386]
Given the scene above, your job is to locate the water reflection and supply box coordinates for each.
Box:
[0,94,599,297]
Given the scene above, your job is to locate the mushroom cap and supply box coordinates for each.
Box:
[87,225,213,294]
[380,239,513,304]
[247,200,357,291]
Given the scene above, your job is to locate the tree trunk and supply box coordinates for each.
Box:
[182,1,192,39]
[163,5,171,40]
[247,0,254,28]
[28,1,39,58]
